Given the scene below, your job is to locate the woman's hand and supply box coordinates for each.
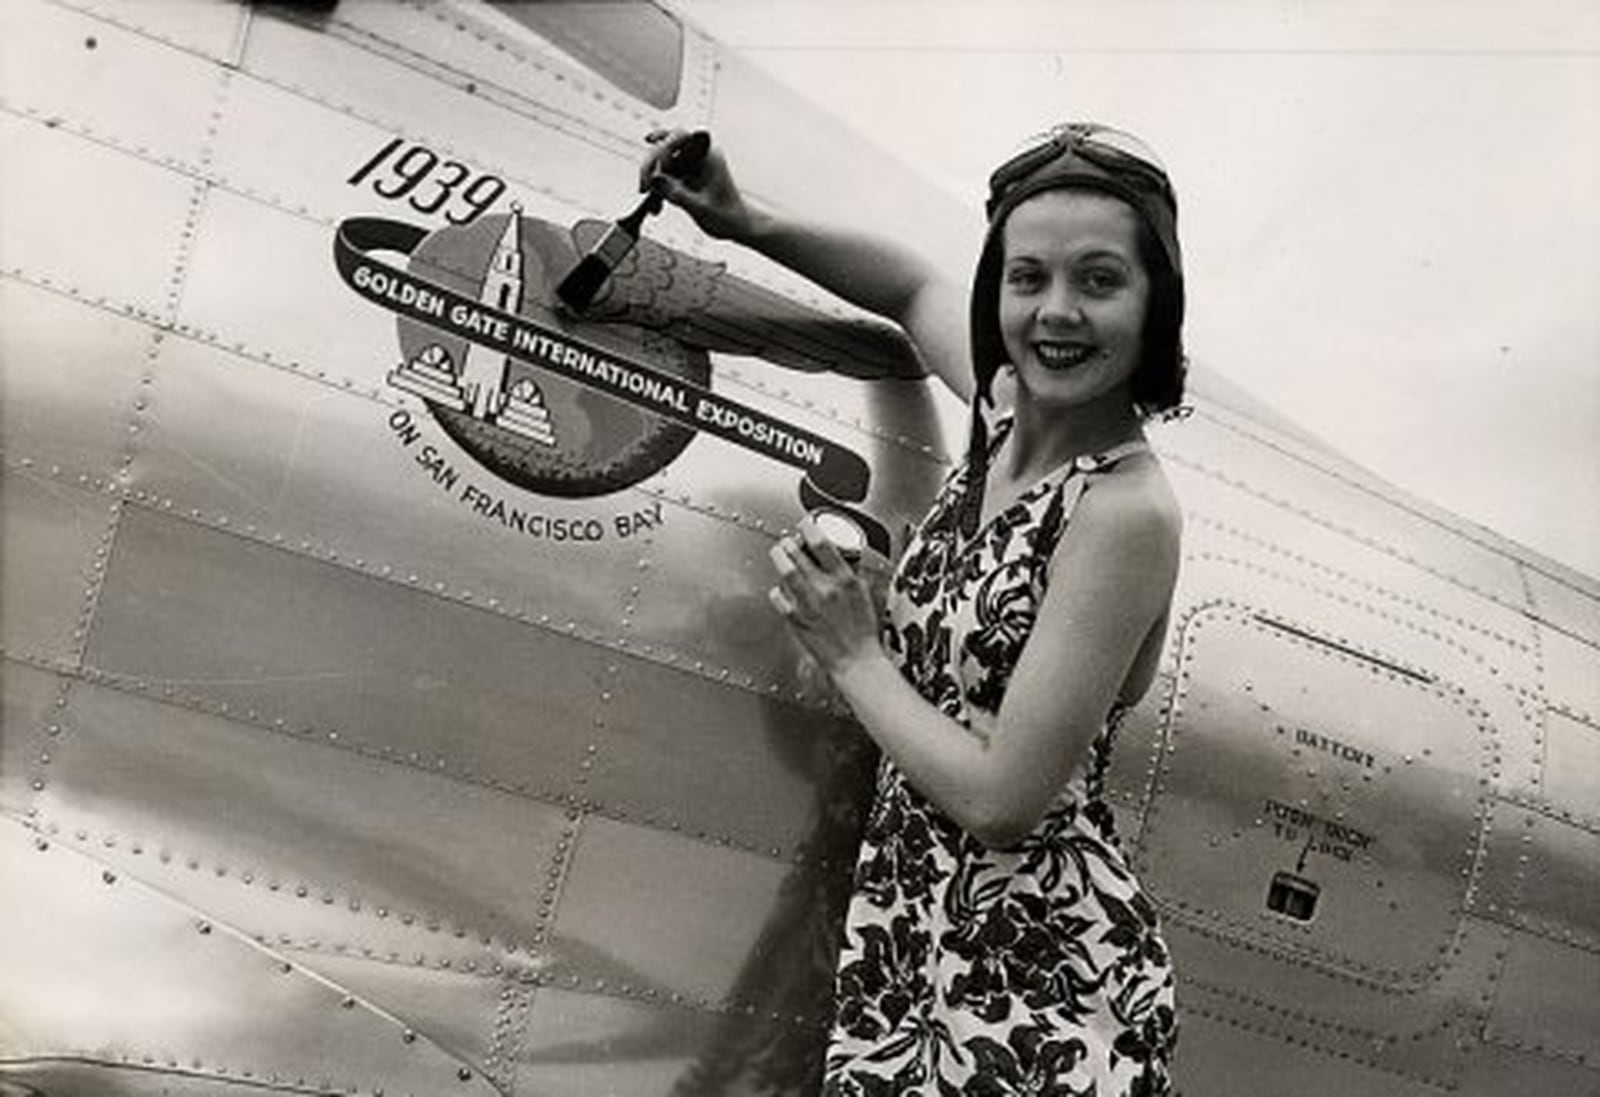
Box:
[641,129,755,242]
[768,516,881,675]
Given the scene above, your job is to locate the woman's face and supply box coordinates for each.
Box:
[998,189,1150,414]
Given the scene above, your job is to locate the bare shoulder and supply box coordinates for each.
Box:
[1075,451,1183,548]
[1042,452,1182,599]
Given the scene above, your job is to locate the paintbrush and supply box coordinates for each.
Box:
[556,130,711,311]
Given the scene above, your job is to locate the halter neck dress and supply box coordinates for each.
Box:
[822,420,1178,1096]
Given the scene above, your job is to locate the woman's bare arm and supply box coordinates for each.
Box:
[648,132,973,402]
[773,469,1180,849]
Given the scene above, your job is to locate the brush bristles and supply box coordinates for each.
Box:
[556,254,613,311]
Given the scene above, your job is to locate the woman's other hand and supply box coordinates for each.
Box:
[641,129,754,242]
[769,516,881,675]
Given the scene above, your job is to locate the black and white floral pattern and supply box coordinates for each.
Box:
[823,424,1177,1095]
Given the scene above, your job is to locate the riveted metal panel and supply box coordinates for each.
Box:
[1172,542,1441,664]
[622,506,809,697]
[171,186,398,388]
[1544,708,1600,827]
[0,819,500,1094]
[1455,1040,1600,1097]
[1484,932,1600,1065]
[1099,675,1173,838]
[128,334,648,638]
[0,0,227,166]
[338,0,686,141]
[586,654,874,859]
[0,1061,301,1097]
[1512,813,1600,949]
[1167,410,1530,607]
[1526,566,1600,646]
[83,507,602,801]
[208,62,439,226]
[1165,461,1537,655]
[207,56,566,245]
[1,283,155,479]
[514,986,821,1097]
[35,675,570,960]
[550,816,841,1012]
[0,661,64,812]
[1142,604,1490,987]
[1173,1007,1451,1097]
[1168,541,1545,812]
[47,0,250,61]
[1164,914,1510,1080]
[0,112,201,316]
[123,334,368,527]
[1538,622,1600,726]
[1471,803,1538,927]
[295,953,506,1072]
[241,6,623,210]
[1174,504,1534,665]
[0,468,116,663]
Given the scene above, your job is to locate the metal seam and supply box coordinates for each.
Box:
[1164,450,1600,654]
[1180,970,1459,1044]
[1186,511,1533,653]
[1,463,855,719]
[36,810,525,973]
[1188,399,1595,603]
[1191,548,1520,671]
[3,643,845,871]
[1180,1001,1456,1090]
[21,828,488,1091]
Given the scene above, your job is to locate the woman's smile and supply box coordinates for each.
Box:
[1032,339,1100,370]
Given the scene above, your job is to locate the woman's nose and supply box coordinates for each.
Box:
[1036,278,1084,325]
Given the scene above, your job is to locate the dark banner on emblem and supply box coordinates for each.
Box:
[334,217,878,523]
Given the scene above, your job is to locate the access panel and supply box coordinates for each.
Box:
[1139,602,1495,988]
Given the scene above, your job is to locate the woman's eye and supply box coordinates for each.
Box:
[1079,268,1125,295]
[1004,267,1045,291]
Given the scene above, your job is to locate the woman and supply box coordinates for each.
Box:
[646,123,1185,1096]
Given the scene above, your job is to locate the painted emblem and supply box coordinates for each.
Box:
[355,210,709,497]
[334,212,891,553]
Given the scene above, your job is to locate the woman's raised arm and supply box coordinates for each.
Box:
[645,130,974,402]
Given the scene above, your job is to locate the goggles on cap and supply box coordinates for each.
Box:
[985,123,1175,220]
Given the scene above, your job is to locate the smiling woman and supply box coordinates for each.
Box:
[647,121,1187,1094]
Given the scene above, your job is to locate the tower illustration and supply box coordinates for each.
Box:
[387,212,555,447]
[457,214,523,421]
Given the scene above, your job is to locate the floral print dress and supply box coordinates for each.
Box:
[823,423,1178,1096]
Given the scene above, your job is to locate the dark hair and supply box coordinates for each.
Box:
[1127,210,1187,417]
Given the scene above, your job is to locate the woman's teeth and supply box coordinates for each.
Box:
[1036,343,1097,369]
